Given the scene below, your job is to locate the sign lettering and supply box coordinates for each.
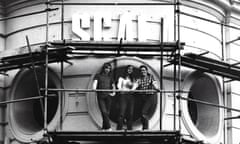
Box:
[72,12,162,41]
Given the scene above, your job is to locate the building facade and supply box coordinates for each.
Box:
[0,0,239,144]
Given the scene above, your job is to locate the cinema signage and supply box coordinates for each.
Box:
[72,12,162,41]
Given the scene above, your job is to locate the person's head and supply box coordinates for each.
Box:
[123,65,134,80]
[101,63,112,74]
[126,65,134,75]
[139,65,148,77]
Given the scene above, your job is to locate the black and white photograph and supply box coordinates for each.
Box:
[0,0,239,144]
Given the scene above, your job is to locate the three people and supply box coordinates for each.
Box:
[93,63,159,131]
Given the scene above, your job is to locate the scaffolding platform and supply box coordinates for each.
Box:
[48,130,201,144]
[50,40,184,56]
[175,53,240,81]
[0,41,183,72]
[0,46,71,72]
[50,40,184,52]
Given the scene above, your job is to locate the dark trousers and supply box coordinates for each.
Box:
[97,95,112,129]
[117,93,135,130]
[140,94,154,130]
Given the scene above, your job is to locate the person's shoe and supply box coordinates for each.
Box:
[105,128,112,131]
[142,118,149,130]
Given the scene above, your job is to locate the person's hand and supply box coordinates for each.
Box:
[109,92,116,97]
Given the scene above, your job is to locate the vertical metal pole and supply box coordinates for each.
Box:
[60,62,63,130]
[177,0,182,132]
[44,0,50,134]
[174,0,177,42]
[173,0,177,131]
[221,23,226,144]
[159,18,164,130]
[60,0,65,130]
[225,13,233,144]
[221,24,224,62]
[61,0,64,39]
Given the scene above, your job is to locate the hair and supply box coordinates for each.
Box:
[124,65,134,81]
[100,63,112,74]
[139,65,151,78]
[139,65,148,71]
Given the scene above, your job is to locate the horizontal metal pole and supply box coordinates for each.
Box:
[231,61,240,66]
[178,95,240,113]
[49,2,177,6]
[50,40,185,48]
[41,88,189,94]
[224,115,240,120]
[226,37,240,45]
[198,51,209,56]
[0,8,59,21]
[70,51,172,57]
[0,96,44,105]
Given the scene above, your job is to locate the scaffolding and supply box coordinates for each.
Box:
[1,0,240,144]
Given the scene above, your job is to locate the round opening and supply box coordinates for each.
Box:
[181,71,223,143]
[109,66,157,124]
[188,77,219,136]
[87,57,165,130]
[9,67,62,142]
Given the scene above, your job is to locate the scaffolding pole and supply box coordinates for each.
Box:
[159,18,164,131]
[177,0,182,132]
[173,0,177,131]
[59,0,65,130]
[49,2,178,6]
[44,0,50,135]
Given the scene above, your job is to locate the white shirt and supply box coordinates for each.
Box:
[117,77,136,91]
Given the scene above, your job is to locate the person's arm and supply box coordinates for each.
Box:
[131,79,139,91]
[92,79,98,90]
[151,75,159,91]
[93,74,99,91]
[109,83,116,96]
[109,77,118,97]
[152,80,159,90]
[117,77,123,90]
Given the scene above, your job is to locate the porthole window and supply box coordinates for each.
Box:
[181,71,223,143]
[87,57,165,130]
[109,65,157,125]
[9,67,63,143]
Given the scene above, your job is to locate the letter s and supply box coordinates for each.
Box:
[72,13,90,40]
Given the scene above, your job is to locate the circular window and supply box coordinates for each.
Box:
[9,67,63,143]
[87,57,165,130]
[181,71,223,143]
[109,65,157,125]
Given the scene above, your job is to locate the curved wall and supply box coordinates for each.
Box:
[226,8,240,144]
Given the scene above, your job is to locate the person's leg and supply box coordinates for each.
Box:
[141,94,154,130]
[105,96,112,115]
[126,95,135,130]
[105,96,112,129]
[98,96,111,129]
[117,95,127,130]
